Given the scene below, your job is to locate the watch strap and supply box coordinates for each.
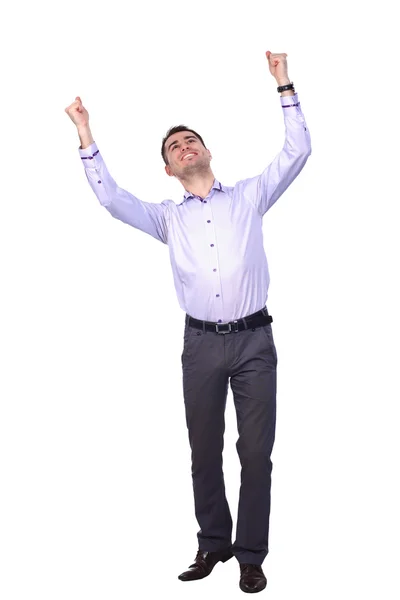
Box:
[277,82,295,93]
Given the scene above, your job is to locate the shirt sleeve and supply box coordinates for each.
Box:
[79,142,170,244]
[235,93,312,217]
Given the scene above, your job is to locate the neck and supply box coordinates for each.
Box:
[179,170,216,199]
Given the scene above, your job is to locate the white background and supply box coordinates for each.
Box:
[1,0,399,598]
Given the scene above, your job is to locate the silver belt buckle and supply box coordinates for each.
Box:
[215,322,231,334]
[215,320,238,334]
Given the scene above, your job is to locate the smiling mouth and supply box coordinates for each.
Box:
[181,153,197,161]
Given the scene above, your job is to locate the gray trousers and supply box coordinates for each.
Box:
[181,307,277,565]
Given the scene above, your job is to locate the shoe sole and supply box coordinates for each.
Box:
[239,579,267,593]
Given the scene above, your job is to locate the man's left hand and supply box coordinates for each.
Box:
[266,51,290,85]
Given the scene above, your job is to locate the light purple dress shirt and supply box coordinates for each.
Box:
[79,93,311,323]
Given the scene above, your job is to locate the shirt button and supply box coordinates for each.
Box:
[207,220,211,223]
[213,268,217,272]
[218,320,222,323]
[204,201,207,203]
[216,294,220,297]
[210,244,214,247]
[97,180,102,184]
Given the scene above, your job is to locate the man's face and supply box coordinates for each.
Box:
[164,131,212,178]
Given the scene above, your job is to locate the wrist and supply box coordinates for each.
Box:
[77,123,91,133]
[78,124,94,149]
[276,77,290,86]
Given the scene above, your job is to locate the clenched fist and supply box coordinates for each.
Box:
[265,51,290,85]
[65,96,89,128]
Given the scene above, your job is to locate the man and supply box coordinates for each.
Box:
[65,50,311,594]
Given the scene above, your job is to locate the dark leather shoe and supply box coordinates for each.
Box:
[178,547,233,581]
[239,564,267,593]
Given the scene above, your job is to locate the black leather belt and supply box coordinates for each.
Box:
[186,307,273,335]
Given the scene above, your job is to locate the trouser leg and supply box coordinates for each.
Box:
[182,326,233,551]
[229,322,278,564]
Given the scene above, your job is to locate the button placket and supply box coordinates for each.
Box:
[204,204,222,316]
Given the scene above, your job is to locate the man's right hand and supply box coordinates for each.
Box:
[65,96,89,128]
[65,96,94,148]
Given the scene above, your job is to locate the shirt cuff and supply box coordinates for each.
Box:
[280,92,299,108]
[280,93,305,119]
[79,141,101,168]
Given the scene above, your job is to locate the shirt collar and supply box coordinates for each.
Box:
[183,179,223,202]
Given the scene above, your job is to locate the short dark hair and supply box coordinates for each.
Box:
[161,125,206,165]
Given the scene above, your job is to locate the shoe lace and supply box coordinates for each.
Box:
[188,549,209,573]
[240,563,263,575]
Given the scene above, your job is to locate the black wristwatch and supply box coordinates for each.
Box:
[277,82,295,93]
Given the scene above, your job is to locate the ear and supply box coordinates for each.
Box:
[165,164,174,177]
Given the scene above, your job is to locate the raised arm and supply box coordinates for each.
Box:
[65,97,170,244]
[236,52,312,217]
